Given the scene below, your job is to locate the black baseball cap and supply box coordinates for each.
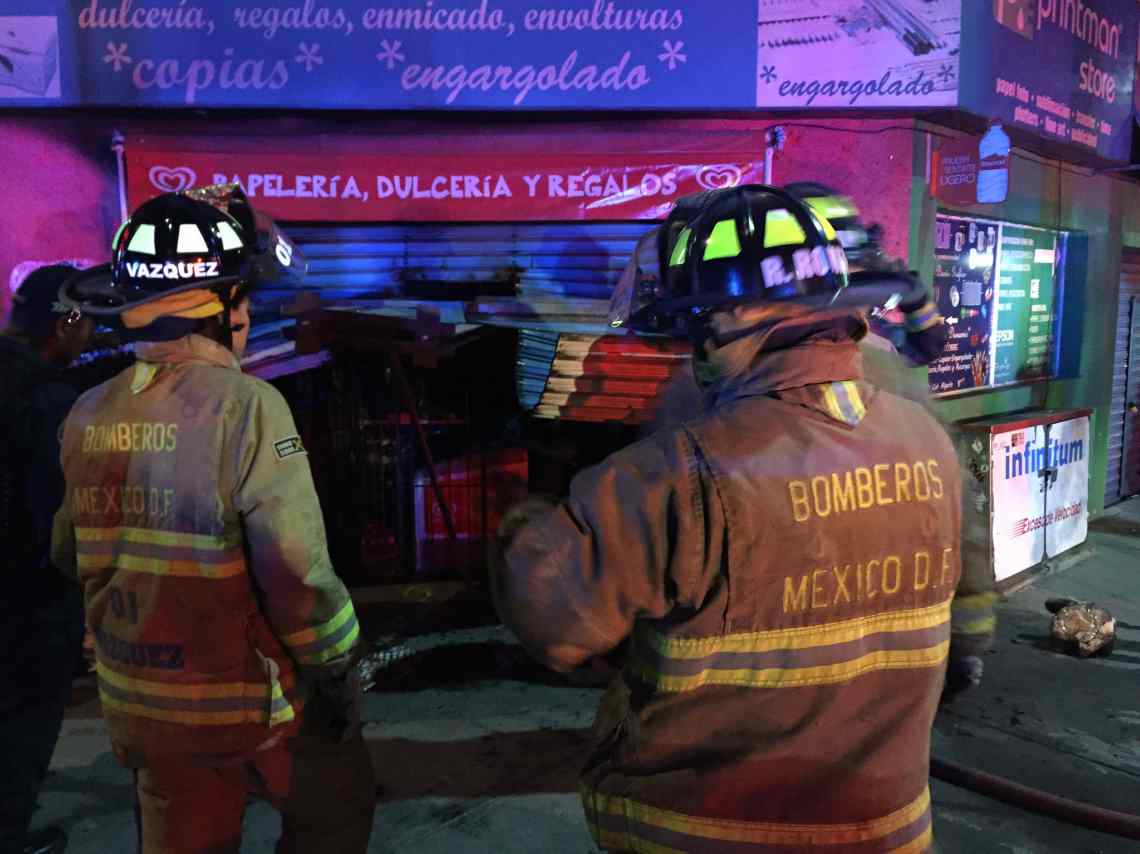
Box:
[9,264,79,340]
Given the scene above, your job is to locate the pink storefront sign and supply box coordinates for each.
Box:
[127,145,763,222]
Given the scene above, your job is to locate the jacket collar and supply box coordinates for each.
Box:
[134,334,241,372]
[701,314,866,410]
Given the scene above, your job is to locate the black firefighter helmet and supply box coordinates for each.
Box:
[782,182,868,258]
[782,182,927,308]
[617,184,850,337]
[60,184,306,322]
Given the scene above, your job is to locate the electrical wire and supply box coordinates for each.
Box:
[760,121,944,137]
[1011,150,1095,180]
[762,119,1101,181]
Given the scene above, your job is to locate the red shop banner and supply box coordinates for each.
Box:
[930,135,979,207]
[126,146,763,222]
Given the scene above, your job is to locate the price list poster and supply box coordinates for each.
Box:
[929,215,998,394]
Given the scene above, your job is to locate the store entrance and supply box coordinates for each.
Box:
[1107,253,1140,504]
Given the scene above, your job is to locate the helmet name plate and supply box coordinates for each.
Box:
[124,261,221,280]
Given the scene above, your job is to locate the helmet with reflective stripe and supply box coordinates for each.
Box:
[60,184,305,318]
[625,184,849,336]
[782,182,873,261]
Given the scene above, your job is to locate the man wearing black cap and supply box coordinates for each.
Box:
[0,264,95,854]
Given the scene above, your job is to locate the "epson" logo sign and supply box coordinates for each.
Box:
[125,261,220,280]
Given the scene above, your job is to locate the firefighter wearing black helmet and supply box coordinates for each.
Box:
[784,181,950,366]
[493,186,993,852]
[51,186,375,853]
[783,183,994,689]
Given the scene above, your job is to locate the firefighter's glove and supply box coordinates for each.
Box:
[940,654,984,705]
[315,668,362,743]
[489,495,560,627]
[496,496,559,550]
[490,495,559,576]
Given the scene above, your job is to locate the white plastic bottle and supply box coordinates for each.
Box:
[977,122,1011,204]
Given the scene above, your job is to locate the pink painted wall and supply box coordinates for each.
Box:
[763,120,914,261]
[0,115,914,322]
[0,118,117,323]
[132,114,914,257]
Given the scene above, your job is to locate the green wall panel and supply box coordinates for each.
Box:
[909,127,1132,515]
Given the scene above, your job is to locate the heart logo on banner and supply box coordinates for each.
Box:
[696,164,744,191]
[148,165,197,193]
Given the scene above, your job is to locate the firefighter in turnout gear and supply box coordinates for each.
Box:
[613,183,951,436]
[781,184,994,693]
[494,186,995,852]
[51,185,375,854]
[783,182,948,366]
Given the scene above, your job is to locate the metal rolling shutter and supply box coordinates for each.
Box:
[242,220,649,379]
[1105,252,1140,505]
[266,221,648,305]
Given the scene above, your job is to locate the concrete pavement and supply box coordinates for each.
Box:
[30,497,1140,853]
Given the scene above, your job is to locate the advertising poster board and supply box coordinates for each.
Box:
[990,423,1047,582]
[931,135,979,206]
[929,215,998,394]
[1043,415,1090,558]
[992,224,1062,385]
[928,213,1068,396]
[755,0,960,109]
[962,411,1091,585]
[960,0,1138,162]
[989,415,1089,581]
[0,0,758,109]
[4,2,1139,163]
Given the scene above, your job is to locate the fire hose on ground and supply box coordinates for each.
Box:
[931,598,1140,840]
[357,593,1140,841]
[358,639,1140,841]
[929,756,1140,841]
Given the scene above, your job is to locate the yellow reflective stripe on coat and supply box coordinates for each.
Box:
[266,673,295,727]
[905,301,942,332]
[821,381,867,426]
[631,601,950,692]
[75,526,245,579]
[951,591,999,612]
[279,599,361,666]
[586,821,933,854]
[953,616,996,636]
[582,785,932,851]
[951,591,998,636]
[76,526,234,549]
[96,661,294,727]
